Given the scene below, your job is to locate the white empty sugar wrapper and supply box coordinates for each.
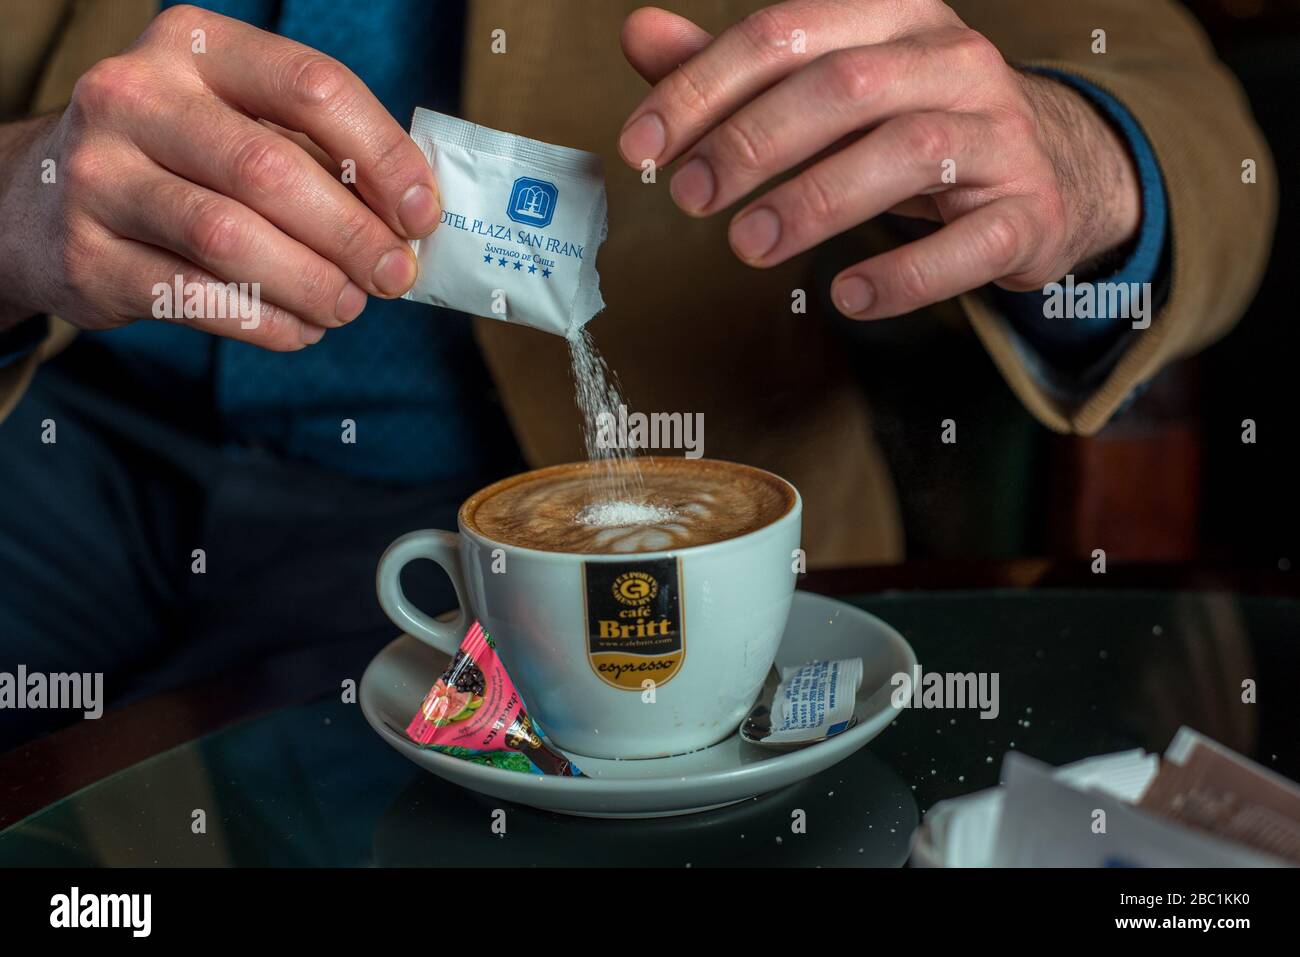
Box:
[404,108,608,336]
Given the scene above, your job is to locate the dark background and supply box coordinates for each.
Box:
[831,0,1299,566]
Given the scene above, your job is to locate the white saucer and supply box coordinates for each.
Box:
[360,590,916,818]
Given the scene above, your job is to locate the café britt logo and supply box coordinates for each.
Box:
[583,559,684,690]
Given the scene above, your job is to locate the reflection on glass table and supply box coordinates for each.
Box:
[1,589,1296,867]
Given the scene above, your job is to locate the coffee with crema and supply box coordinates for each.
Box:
[464,458,795,554]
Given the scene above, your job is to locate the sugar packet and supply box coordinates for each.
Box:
[405,621,581,776]
[403,108,607,336]
[741,658,863,747]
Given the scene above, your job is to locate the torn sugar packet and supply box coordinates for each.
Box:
[747,659,864,747]
[403,108,607,337]
[405,621,582,776]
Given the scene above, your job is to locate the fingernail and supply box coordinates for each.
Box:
[300,324,326,345]
[397,184,439,238]
[619,112,666,165]
[335,281,367,323]
[373,248,417,297]
[670,157,715,213]
[834,276,875,315]
[730,207,781,261]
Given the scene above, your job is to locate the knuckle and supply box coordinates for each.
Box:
[62,144,107,195]
[366,124,417,184]
[297,262,338,315]
[60,219,106,296]
[148,4,204,38]
[825,48,878,103]
[893,255,933,305]
[795,171,838,224]
[334,205,383,261]
[668,62,718,120]
[184,197,246,264]
[715,117,770,175]
[281,51,351,107]
[72,57,149,118]
[949,28,1004,74]
[738,7,792,53]
[232,134,299,196]
[898,116,951,167]
[982,213,1026,271]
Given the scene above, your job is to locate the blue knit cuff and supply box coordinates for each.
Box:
[993,70,1169,391]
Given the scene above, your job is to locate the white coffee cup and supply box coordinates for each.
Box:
[376,460,801,759]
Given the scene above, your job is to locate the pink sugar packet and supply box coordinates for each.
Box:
[405,621,581,776]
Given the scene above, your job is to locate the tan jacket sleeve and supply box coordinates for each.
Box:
[952,0,1277,435]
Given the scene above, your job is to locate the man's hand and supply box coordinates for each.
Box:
[0,4,439,349]
[618,1,1141,319]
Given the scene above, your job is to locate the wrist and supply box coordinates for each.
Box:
[0,113,61,332]
[1018,71,1141,270]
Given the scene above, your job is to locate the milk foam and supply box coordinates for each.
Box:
[468,459,791,555]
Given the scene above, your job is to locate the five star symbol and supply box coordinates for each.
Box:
[481,256,550,278]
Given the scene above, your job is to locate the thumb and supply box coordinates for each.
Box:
[621,6,713,85]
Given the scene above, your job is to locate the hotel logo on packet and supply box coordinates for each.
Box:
[583,558,684,690]
[403,108,607,337]
[507,177,558,227]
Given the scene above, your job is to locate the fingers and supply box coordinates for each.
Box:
[886,196,944,221]
[830,197,1045,320]
[259,118,338,175]
[615,5,1063,321]
[95,159,367,328]
[618,0,915,169]
[126,91,418,299]
[171,8,440,240]
[728,112,997,266]
[621,7,713,84]
[669,39,964,216]
[81,226,324,350]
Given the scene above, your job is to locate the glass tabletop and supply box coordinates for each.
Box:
[2,588,1296,867]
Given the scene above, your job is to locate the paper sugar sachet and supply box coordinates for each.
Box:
[741,659,863,747]
[403,108,607,336]
[913,728,1297,866]
[406,621,581,776]
[1136,726,1300,864]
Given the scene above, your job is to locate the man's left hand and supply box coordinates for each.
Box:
[618,1,1141,319]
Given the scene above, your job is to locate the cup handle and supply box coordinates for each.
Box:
[376,530,469,656]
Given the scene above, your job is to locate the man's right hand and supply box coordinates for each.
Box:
[0,4,440,350]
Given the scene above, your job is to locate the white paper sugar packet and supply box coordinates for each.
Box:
[741,658,864,747]
[403,108,608,336]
